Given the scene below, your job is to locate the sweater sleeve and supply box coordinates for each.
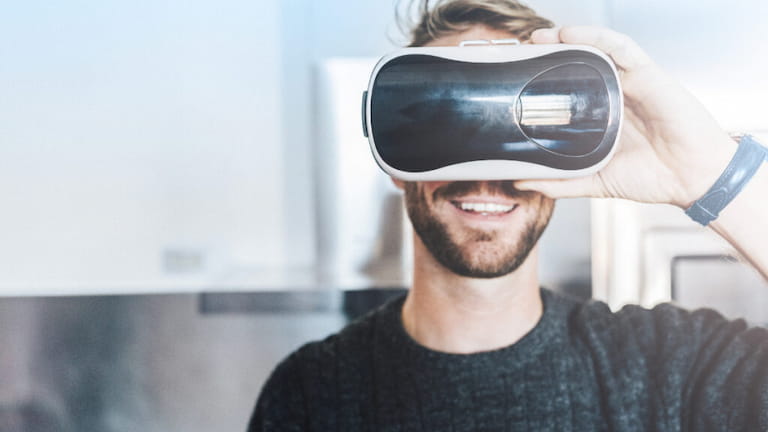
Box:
[247,352,308,432]
[606,302,768,430]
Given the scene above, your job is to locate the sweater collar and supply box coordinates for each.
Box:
[376,288,566,369]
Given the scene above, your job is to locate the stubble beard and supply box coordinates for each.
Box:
[404,181,554,279]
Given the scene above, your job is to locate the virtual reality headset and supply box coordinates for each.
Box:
[362,43,623,181]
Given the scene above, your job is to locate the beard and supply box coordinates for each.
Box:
[404,181,554,278]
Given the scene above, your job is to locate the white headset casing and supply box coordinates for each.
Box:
[362,43,623,181]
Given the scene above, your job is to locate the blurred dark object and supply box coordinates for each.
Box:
[342,288,407,321]
[0,400,72,432]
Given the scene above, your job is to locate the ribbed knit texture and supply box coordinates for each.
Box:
[248,289,768,431]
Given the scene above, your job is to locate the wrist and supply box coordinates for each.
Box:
[673,134,738,209]
[708,160,768,279]
[683,134,767,225]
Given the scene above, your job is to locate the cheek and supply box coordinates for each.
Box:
[412,181,450,205]
[519,190,551,206]
[518,193,554,218]
[421,181,450,195]
[529,196,555,226]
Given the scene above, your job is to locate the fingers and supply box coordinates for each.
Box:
[531,26,653,72]
[515,175,606,199]
[530,27,562,44]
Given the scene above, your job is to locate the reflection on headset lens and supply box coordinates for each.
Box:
[518,63,610,156]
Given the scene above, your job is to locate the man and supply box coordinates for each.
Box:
[249,0,768,430]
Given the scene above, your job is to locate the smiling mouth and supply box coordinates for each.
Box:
[450,200,518,216]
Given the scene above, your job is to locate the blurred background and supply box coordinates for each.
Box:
[1,0,767,430]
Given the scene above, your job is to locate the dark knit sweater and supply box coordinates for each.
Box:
[248,289,768,431]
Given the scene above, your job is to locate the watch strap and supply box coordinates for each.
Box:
[685,135,766,226]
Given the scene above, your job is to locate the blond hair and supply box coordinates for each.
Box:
[404,0,554,47]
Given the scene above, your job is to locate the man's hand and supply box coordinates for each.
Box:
[516,26,737,208]
[518,26,768,280]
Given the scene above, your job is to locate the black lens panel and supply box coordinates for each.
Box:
[370,50,620,173]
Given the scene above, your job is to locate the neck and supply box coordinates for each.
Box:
[401,234,543,354]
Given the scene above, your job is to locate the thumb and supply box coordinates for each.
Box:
[515,175,604,199]
[531,26,654,75]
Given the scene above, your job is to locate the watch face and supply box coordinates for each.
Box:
[367,48,622,177]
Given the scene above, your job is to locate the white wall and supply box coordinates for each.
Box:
[279,0,400,271]
[611,0,768,132]
[0,0,284,293]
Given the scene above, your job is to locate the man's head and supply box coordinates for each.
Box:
[395,0,556,279]
[406,0,554,47]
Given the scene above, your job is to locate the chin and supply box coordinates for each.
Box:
[445,240,529,278]
[404,180,554,279]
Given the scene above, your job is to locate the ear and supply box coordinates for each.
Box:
[390,177,405,190]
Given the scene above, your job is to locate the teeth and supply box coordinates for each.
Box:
[459,202,515,214]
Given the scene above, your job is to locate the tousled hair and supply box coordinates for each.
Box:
[403,0,554,47]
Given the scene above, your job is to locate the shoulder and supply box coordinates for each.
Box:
[265,293,404,386]
[249,296,402,431]
[544,288,732,332]
[549,289,767,361]
[294,293,401,364]
[574,295,744,341]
